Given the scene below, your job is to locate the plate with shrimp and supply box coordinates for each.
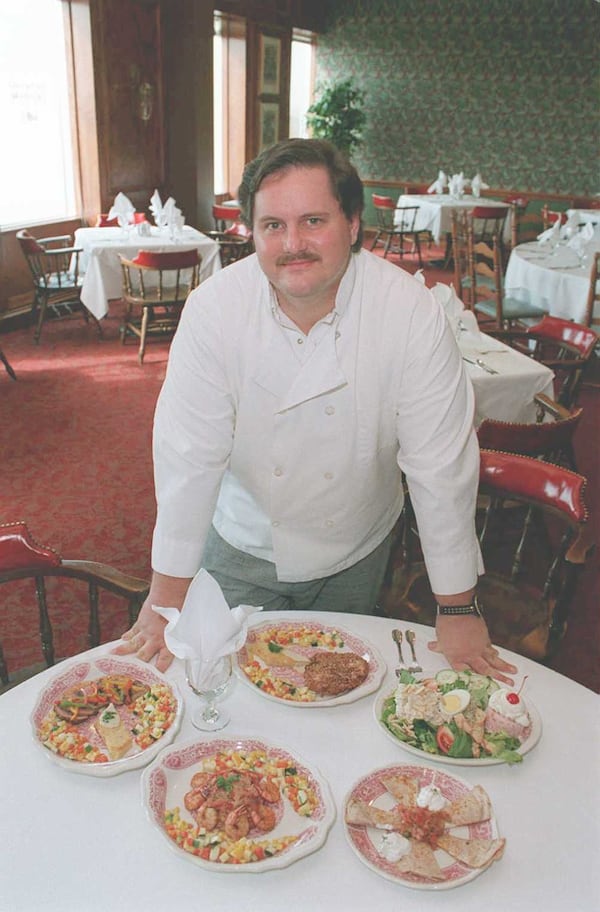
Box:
[141,736,336,872]
[234,619,386,707]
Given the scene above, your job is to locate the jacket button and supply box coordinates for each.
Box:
[325,405,335,415]
[273,467,283,476]
[324,472,333,480]
[325,519,334,527]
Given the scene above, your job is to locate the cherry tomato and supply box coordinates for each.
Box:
[436,725,455,754]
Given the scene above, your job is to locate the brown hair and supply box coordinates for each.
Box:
[238,138,364,252]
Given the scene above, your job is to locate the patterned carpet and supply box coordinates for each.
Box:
[1,243,598,692]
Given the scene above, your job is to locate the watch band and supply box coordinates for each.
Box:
[437,597,483,618]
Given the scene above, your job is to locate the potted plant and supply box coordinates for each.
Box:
[306,78,366,158]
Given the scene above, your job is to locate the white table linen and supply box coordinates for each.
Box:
[74,225,222,320]
[504,241,600,324]
[458,330,554,424]
[395,194,512,244]
[1,611,597,912]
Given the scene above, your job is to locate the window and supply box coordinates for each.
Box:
[289,31,314,139]
[0,0,76,229]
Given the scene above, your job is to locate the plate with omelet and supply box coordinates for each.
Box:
[31,654,182,776]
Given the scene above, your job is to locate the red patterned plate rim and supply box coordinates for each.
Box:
[343,763,500,890]
[141,735,336,873]
[30,654,183,777]
[233,619,386,707]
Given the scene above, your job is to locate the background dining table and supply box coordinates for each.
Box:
[456,329,554,424]
[395,194,512,244]
[504,240,600,325]
[2,610,597,912]
[74,225,222,321]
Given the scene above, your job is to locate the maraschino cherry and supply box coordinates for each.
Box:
[506,675,528,705]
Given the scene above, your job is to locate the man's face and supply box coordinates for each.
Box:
[252,165,359,315]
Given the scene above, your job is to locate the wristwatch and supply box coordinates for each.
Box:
[437,596,484,618]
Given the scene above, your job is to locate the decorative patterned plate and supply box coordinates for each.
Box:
[233,619,386,707]
[30,655,182,777]
[374,688,542,766]
[141,736,336,872]
[344,763,502,890]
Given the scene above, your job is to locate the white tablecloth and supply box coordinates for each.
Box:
[75,226,222,320]
[395,195,512,244]
[1,611,598,912]
[504,241,600,324]
[458,330,554,425]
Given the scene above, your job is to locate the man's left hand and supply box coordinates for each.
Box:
[428,614,517,685]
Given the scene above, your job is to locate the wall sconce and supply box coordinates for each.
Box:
[137,81,154,123]
[128,64,154,123]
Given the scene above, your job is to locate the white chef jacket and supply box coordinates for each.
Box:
[151,249,483,594]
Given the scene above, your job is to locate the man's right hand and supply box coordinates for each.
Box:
[112,572,192,671]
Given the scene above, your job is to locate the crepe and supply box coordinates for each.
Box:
[445,785,492,826]
[437,833,505,868]
[94,703,133,761]
[381,774,419,807]
[345,798,405,830]
[395,841,445,880]
[248,641,307,668]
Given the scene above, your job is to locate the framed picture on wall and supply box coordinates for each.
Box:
[259,35,281,95]
[259,102,279,150]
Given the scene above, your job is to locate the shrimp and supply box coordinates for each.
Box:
[248,802,277,833]
[191,771,216,793]
[224,805,251,840]
[255,776,280,803]
[184,788,206,812]
[196,798,232,831]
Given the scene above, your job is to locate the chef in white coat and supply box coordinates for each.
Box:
[115,138,516,684]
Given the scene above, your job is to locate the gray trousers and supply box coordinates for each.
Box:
[202,525,393,615]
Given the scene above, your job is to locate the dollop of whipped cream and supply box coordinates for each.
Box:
[488,688,530,726]
[378,832,411,862]
[416,784,447,812]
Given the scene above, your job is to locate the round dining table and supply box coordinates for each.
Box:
[504,240,600,325]
[1,611,598,912]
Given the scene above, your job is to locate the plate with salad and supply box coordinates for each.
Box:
[374,668,541,766]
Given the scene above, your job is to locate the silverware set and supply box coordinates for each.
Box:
[462,356,498,374]
[392,628,423,675]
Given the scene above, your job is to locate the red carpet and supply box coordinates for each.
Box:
[1,243,598,691]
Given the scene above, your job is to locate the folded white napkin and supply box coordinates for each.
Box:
[470,173,489,199]
[448,172,466,199]
[537,217,561,246]
[108,192,135,225]
[562,210,581,240]
[153,569,261,687]
[149,189,164,227]
[427,170,447,194]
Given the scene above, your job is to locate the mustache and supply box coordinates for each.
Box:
[276,252,320,266]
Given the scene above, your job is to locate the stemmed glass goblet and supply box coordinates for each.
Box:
[185,655,232,731]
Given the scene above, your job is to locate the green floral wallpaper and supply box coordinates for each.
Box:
[315,0,599,195]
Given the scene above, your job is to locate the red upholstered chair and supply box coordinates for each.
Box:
[119,248,201,364]
[16,229,103,344]
[541,205,568,230]
[206,204,253,266]
[0,521,149,689]
[476,449,594,659]
[370,194,424,267]
[524,316,598,409]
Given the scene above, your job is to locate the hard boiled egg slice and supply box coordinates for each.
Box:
[440,688,470,715]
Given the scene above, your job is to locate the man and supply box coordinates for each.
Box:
[116,138,516,684]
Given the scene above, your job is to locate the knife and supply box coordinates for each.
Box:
[462,356,498,374]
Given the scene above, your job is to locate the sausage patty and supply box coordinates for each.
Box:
[303,652,369,696]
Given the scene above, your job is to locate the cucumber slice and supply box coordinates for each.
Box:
[435,669,458,686]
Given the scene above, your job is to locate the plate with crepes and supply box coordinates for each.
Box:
[375,668,542,766]
[31,654,182,776]
[233,619,386,707]
[141,736,336,872]
[344,764,504,890]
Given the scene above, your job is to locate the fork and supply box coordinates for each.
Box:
[392,629,407,676]
[405,630,423,674]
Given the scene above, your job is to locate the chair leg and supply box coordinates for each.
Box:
[138,306,150,364]
[35,576,55,668]
[413,233,423,268]
[0,347,17,380]
[34,298,49,344]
